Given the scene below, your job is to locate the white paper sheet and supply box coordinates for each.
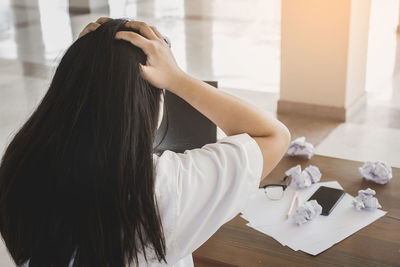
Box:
[241,181,343,227]
[241,181,386,255]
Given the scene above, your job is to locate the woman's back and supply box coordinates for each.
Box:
[0,19,166,266]
[0,18,290,266]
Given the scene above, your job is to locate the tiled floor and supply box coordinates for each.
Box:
[316,123,400,168]
[0,0,399,265]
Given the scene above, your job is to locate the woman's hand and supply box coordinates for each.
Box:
[117,21,290,180]
[115,21,186,91]
[78,17,111,38]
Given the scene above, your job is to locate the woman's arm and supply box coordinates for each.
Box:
[166,75,290,179]
[116,21,291,180]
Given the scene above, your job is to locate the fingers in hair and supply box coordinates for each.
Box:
[115,31,153,54]
[96,17,111,24]
[125,21,158,41]
[78,22,100,38]
[150,26,163,40]
[149,26,170,48]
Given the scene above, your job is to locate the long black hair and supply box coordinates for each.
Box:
[0,19,167,266]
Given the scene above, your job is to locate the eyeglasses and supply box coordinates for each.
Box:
[261,176,291,200]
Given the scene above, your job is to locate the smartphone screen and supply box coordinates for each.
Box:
[307,186,345,216]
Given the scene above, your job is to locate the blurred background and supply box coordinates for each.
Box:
[0,0,399,264]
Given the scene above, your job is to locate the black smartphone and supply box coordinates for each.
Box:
[307,186,345,216]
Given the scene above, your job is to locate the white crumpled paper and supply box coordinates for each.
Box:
[353,188,382,211]
[285,165,322,189]
[293,200,322,225]
[358,161,392,184]
[287,136,315,159]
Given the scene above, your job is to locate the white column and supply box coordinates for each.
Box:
[398,1,400,34]
[278,0,371,121]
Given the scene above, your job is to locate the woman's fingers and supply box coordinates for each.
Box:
[96,17,111,24]
[125,21,169,48]
[150,26,170,47]
[78,17,111,38]
[78,22,100,38]
[116,20,183,90]
[125,21,158,41]
[150,26,163,39]
[115,31,153,54]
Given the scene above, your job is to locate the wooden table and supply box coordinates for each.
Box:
[193,155,400,267]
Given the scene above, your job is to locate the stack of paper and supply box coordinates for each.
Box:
[241,181,386,255]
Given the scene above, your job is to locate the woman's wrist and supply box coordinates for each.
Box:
[165,71,193,94]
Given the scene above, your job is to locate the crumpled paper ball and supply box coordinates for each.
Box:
[353,188,382,211]
[358,161,392,184]
[287,136,315,159]
[293,200,322,225]
[285,165,322,189]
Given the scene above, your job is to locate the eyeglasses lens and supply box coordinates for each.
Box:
[265,186,284,200]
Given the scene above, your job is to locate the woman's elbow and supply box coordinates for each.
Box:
[256,123,291,180]
[275,122,291,152]
[282,124,291,149]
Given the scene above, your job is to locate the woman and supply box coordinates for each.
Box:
[0,18,290,266]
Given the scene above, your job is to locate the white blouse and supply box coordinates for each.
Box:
[140,133,263,266]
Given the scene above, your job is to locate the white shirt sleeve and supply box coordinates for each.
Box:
[155,133,263,261]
